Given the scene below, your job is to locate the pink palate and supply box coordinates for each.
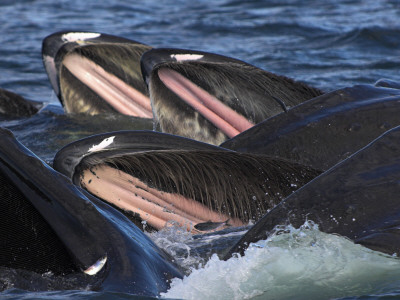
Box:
[82,165,244,232]
[158,68,254,138]
[63,53,153,118]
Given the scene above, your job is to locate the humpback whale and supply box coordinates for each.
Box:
[51,83,399,234]
[42,32,324,144]
[53,131,319,231]
[42,31,152,116]
[224,125,400,259]
[0,88,43,118]
[140,48,323,144]
[221,83,400,171]
[0,128,182,295]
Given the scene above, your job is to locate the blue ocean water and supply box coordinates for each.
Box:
[1,0,400,299]
[2,0,400,102]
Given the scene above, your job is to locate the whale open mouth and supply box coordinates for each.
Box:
[61,52,153,118]
[157,68,255,138]
[53,131,320,234]
[42,31,153,117]
[72,149,319,233]
[80,163,244,233]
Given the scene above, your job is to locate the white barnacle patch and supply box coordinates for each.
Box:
[170,54,204,62]
[88,136,115,153]
[83,256,107,275]
[61,32,101,43]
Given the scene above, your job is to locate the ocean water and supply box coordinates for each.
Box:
[1,0,400,299]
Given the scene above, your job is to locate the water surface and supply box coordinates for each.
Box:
[1,0,399,299]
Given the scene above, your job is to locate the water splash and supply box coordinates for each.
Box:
[148,222,202,272]
[148,222,249,273]
[162,222,400,300]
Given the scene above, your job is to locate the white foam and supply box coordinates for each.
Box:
[162,222,400,300]
[149,223,249,272]
[61,32,101,43]
[148,222,202,270]
[170,54,204,62]
[88,136,115,153]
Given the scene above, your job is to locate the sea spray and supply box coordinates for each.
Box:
[161,222,400,300]
[148,222,202,272]
[149,222,250,273]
